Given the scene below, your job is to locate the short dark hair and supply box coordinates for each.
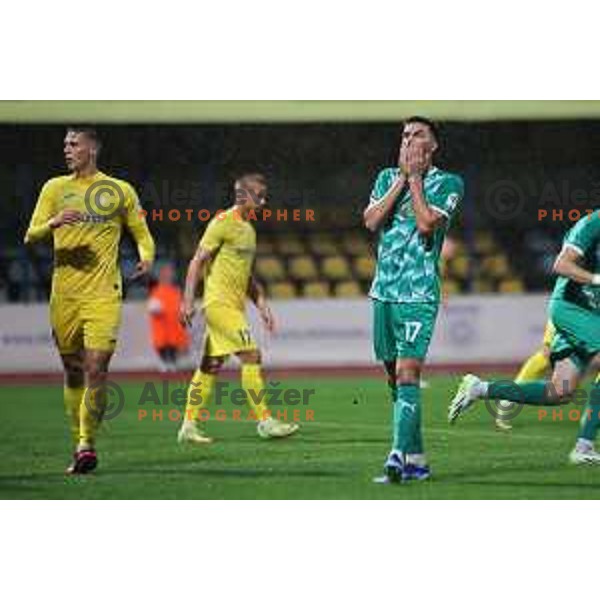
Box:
[234,172,267,188]
[404,116,440,144]
[66,125,102,151]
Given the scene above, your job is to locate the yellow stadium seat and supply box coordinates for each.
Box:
[334,280,363,297]
[498,278,524,293]
[483,254,510,278]
[341,234,370,256]
[321,256,351,281]
[303,281,330,298]
[474,232,497,254]
[308,233,339,256]
[354,255,375,280]
[449,255,469,278]
[256,239,275,255]
[472,278,494,293]
[269,281,296,299]
[442,279,461,296]
[289,256,319,281]
[276,237,306,256]
[255,256,286,282]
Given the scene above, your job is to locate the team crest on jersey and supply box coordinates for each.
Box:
[446,193,459,212]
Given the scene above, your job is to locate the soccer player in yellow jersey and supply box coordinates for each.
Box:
[24,127,155,474]
[178,173,299,443]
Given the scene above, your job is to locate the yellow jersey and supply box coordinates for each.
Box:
[24,171,155,300]
[198,207,256,310]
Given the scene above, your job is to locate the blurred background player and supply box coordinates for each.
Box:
[449,210,600,464]
[24,126,155,474]
[363,117,464,483]
[147,263,190,372]
[178,173,299,444]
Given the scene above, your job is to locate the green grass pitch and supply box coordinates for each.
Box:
[2,374,600,499]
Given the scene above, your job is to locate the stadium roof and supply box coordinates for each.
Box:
[1,100,600,123]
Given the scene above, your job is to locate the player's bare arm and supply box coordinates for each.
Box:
[553,246,600,285]
[248,274,275,333]
[363,172,406,232]
[405,144,445,236]
[123,187,156,281]
[180,245,215,326]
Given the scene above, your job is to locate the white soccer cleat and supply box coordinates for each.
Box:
[569,444,600,465]
[177,421,213,445]
[257,417,299,439]
[448,374,483,424]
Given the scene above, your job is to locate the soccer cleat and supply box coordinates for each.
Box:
[65,449,98,475]
[177,421,213,445]
[569,445,600,465]
[448,374,482,424]
[373,451,404,484]
[257,418,299,439]
[403,462,431,481]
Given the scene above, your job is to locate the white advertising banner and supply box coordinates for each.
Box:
[0,295,550,373]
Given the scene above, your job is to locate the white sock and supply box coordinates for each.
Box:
[406,453,427,466]
[576,438,594,453]
[475,380,489,397]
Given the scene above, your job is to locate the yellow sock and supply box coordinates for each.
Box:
[241,363,268,421]
[79,385,105,448]
[184,370,216,421]
[515,350,550,383]
[64,386,84,446]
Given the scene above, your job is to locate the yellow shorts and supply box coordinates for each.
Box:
[542,320,555,348]
[50,297,122,354]
[202,304,257,357]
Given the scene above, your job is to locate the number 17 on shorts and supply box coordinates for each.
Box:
[372,300,438,362]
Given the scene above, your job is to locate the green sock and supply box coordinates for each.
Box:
[578,386,600,442]
[488,380,548,404]
[393,384,422,454]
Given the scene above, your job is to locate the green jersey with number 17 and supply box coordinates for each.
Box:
[368,166,464,304]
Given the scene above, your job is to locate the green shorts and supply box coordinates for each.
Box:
[549,299,600,372]
[372,300,438,362]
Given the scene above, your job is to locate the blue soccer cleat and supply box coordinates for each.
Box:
[402,462,431,481]
[373,451,404,484]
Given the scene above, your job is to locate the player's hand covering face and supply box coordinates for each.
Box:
[399,122,437,176]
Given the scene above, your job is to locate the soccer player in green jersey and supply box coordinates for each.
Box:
[363,117,464,483]
[449,211,600,464]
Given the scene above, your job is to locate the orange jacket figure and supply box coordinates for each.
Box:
[148,265,189,370]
